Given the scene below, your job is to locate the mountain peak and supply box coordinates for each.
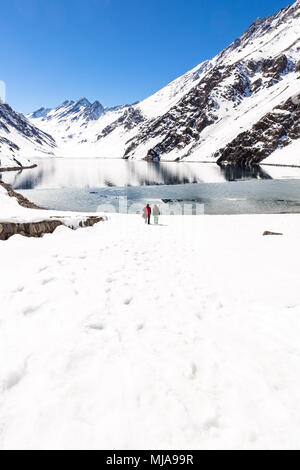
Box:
[74,97,91,107]
[28,107,51,119]
[27,97,106,123]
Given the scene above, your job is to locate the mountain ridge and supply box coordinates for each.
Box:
[1,0,299,166]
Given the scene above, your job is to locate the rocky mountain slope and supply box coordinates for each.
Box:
[215,92,300,164]
[120,0,300,164]
[23,0,300,164]
[0,103,56,169]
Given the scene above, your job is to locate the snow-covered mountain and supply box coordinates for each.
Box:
[27,98,105,124]
[119,0,300,164]
[26,98,134,157]
[24,0,300,164]
[0,102,56,169]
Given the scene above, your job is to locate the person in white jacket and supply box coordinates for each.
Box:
[153,204,160,225]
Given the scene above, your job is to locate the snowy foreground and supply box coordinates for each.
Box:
[1,207,300,449]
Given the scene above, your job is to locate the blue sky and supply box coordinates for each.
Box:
[1,0,292,113]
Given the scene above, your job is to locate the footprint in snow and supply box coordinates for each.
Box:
[23,304,42,316]
[87,323,105,331]
[203,415,220,432]
[38,266,48,273]
[1,365,26,391]
[13,285,24,294]
[41,277,55,285]
[190,362,198,379]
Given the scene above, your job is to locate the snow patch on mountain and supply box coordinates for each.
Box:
[262,138,300,166]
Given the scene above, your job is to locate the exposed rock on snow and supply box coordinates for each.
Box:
[97,106,145,140]
[0,220,63,240]
[263,230,284,236]
[0,153,36,171]
[0,216,105,241]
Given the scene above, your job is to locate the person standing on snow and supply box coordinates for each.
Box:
[153,204,160,225]
[143,204,151,225]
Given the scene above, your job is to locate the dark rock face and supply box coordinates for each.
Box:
[263,231,283,236]
[0,216,105,240]
[97,107,145,141]
[0,220,63,240]
[214,94,300,164]
[78,216,104,227]
[124,67,227,160]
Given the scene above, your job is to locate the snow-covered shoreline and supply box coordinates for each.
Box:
[0,164,37,172]
[1,179,300,449]
[0,181,105,240]
[0,153,36,172]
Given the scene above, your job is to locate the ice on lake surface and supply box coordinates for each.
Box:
[1,158,300,214]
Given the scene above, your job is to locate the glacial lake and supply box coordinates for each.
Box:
[1,157,300,215]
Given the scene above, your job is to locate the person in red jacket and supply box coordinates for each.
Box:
[143,204,151,225]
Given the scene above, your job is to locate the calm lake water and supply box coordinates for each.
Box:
[1,158,300,215]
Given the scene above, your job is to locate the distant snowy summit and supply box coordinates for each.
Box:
[1,0,299,166]
[28,98,105,123]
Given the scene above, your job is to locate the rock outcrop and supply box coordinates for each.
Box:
[0,181,105,240]
[214,93,300,164]
[0,216,104,241]
[0,181,41,209]
[0,220,63,240]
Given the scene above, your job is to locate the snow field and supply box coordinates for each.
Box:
[1,213,300,449]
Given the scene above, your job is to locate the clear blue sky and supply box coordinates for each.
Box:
[1,0,292,113]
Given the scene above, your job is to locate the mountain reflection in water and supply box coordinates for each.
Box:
[0,158,276,191]
[2,158,300,215]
